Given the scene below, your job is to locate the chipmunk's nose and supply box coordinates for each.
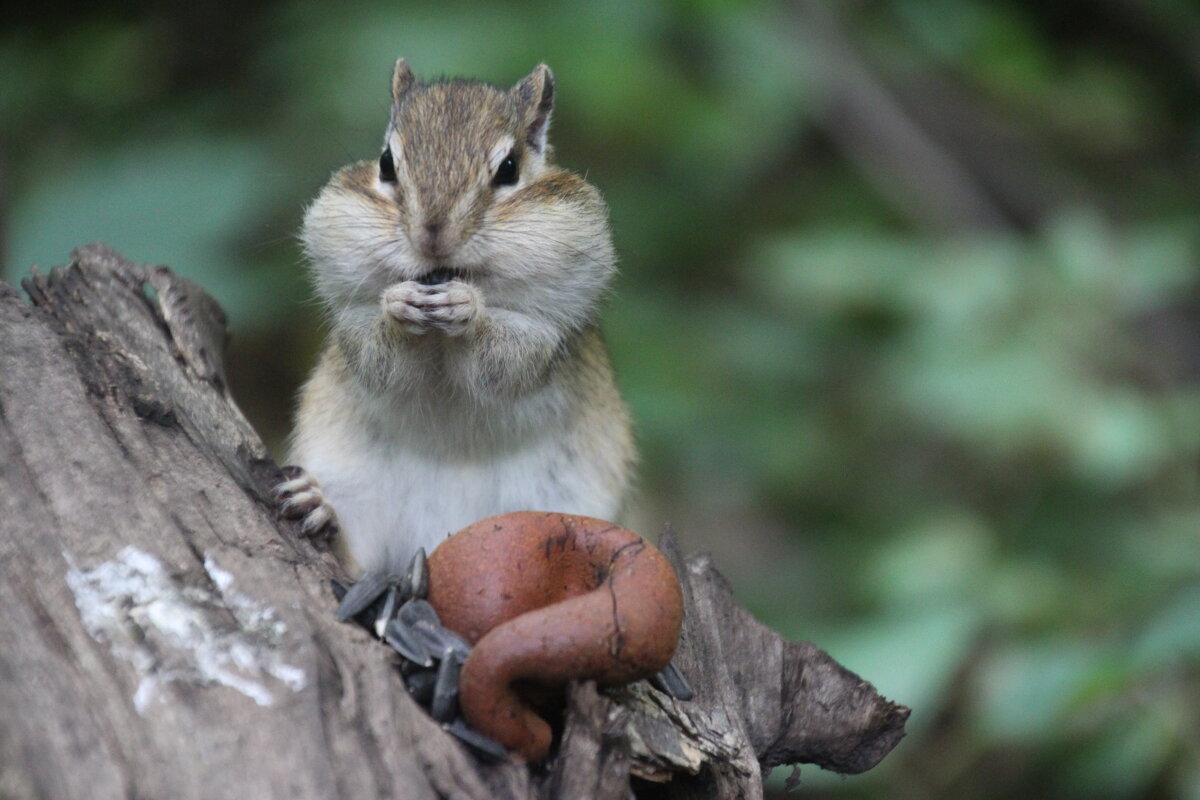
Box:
[417,221,450,259]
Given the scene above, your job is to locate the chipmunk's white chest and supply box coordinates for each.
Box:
[294,407,620,576]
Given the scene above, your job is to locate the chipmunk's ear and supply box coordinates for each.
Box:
[391,58,416,105]
[513,64,555,155]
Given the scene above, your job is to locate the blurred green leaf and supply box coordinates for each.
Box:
[977,638,1108,740]
[1130,585,1200,670]
[866,511,995,607]
[9,138,283,328]
[1058,706,1179,799]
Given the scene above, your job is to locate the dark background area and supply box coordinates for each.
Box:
[4,1,1200,796]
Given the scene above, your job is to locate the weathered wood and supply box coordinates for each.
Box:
[0,244,908,799]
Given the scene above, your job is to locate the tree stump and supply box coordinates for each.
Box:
[0,244,908,799]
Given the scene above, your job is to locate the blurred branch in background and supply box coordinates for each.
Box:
[1092,0,1200,90]
[2,1,1199,798]
[795,1,1013,231]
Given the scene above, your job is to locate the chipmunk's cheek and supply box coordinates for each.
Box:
[488,187,532,218]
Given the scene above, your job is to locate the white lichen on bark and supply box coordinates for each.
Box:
[65,546,305,712]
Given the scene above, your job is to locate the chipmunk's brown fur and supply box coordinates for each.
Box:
[279,60,634,575]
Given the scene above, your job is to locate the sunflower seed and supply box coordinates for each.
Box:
[384,618,433,667]
[335,572,391,622]
[444,719,509,761]
[651,659,694,701]
[373,585,400,638]
[406,548,429,599]
[404,669,438,705]
[430,649,461,722]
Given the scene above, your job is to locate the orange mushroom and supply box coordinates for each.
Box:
[427,511,684,762]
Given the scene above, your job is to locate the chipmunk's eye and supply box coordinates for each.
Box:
[379,148,397,183]
[492,151,519,187]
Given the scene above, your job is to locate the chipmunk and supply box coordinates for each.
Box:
[277,59,635,579]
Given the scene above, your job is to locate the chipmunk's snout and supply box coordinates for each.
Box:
[417,221,447,258]
[413,215,469,261]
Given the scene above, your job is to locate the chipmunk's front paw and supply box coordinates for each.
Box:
[276,465,339,541]
[381,280,482,337]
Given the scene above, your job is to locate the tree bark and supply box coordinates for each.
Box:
[0,244,908,799]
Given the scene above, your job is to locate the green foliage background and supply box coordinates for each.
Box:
[4,1,1199,797]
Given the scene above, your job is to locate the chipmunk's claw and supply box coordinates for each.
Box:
[276,465,339,540]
